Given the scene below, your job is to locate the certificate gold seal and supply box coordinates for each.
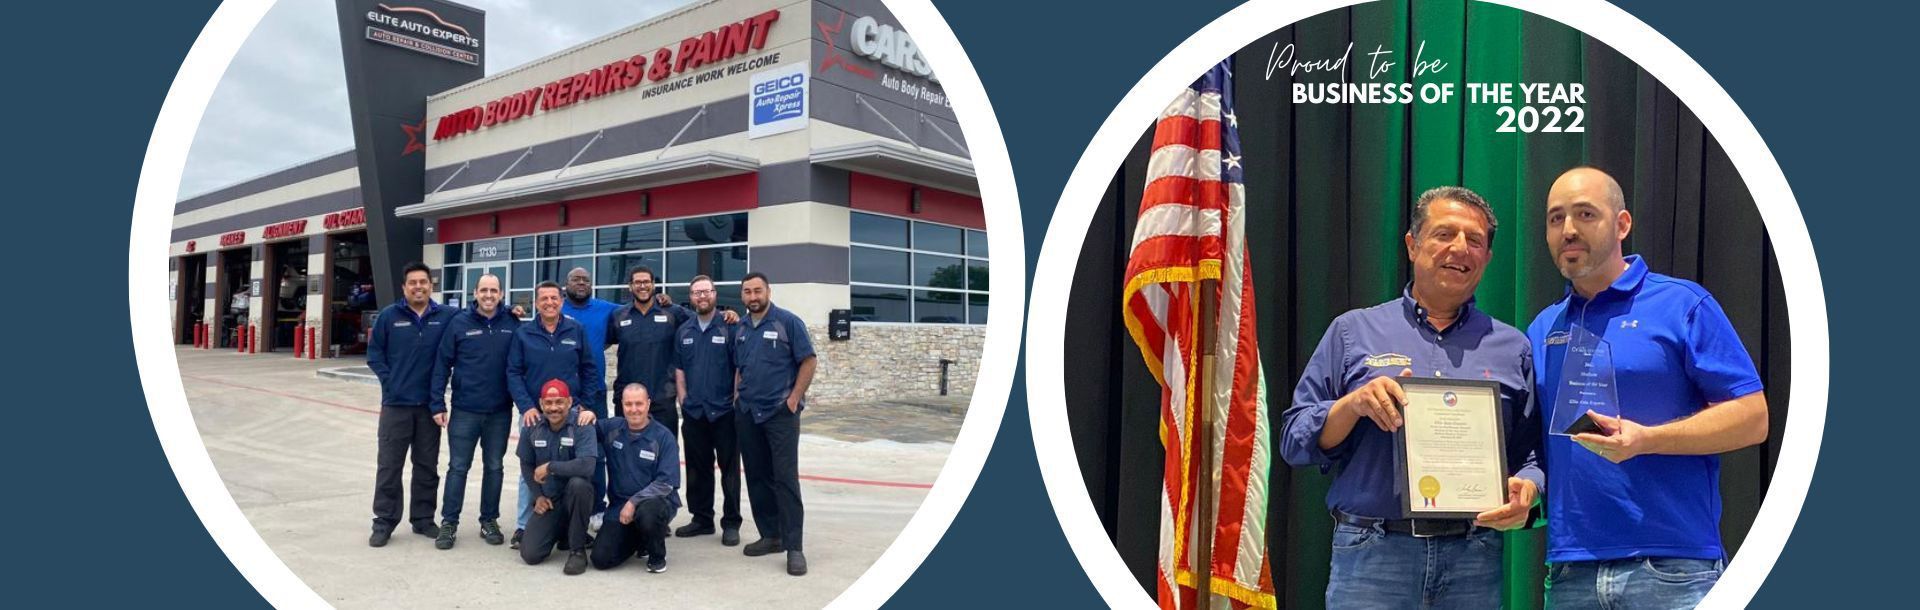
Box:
[1418,475,1440,508]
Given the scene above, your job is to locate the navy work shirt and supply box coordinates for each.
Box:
[1281,288,1542,520]
[367,299,456,407]
[429,304,521,414]
[1529,255,1763,563]
[732,304,816,424]
[608,300,694,403]
[675,313,737,421]
[597,418,682,510]
[506,315,602,415]
[517,417,601,500]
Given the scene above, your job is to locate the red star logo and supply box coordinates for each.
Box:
[400,120,426,156]
[816,14,875,79]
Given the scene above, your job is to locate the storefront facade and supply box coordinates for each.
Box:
[170,0,986,401]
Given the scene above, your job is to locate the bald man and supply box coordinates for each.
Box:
[1528,167,1768,608]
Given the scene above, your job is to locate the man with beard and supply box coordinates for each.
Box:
[517,379,601,575]
[590,383,680,573]
[673,274,743,545]
[1530,167,1768,609]
[732,272,817,576]
[428,273,519,549]
[1280,187,1542,608]
[606,266,736,431]
[367,261,457,547]
[506,281,600,549]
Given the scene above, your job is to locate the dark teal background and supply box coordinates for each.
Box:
[10,0,1907,606]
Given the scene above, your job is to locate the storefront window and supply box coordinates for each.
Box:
[849,211,988,325]
[443,212,752,319]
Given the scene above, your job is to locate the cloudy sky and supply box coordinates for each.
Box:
[178,0,695,198]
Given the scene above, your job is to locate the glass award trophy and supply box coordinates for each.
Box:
[1551,323,1619,436]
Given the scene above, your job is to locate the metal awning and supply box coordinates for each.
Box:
[395,151,760,218]
[810,141,977,196]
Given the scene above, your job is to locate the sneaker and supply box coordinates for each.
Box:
[786,550,808,576]
[675,522,716,538]
[743,537,783,557]
[435,521,458,550]
[721,528,741,547]
[563,550,589,575]
[646,556,667,573]
[510,528,524,550]
[590,513,604,535]
[369,527,393,548]
[411,521,440,539]
[479,520,505,546]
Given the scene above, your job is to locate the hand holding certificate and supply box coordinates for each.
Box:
[1392,377,1509,519]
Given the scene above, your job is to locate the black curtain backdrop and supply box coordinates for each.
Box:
[1061,2,1791,608]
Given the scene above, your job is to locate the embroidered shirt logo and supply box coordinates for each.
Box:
[1363,353,1412,367]
[1545,331,1570,346]
[1620,319,1640,329]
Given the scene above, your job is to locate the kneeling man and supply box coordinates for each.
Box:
[591,383,681,573]
[518,379,601,575]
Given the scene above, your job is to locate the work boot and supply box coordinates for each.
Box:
[563,550,589,575]
[743,537,783,557]
[434,521,457,550]
[369,527,393,548]
[787,550,808,576]
[675,522,716,538]
[647,555,668,573]
[411,521,440,539]
[510,528,524,550]
[721,528,741,547]
[479,520,504,545]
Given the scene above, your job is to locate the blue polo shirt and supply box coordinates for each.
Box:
[1528,255,1764,563]
[505,315,601,415]
[562,296,621,382]
[1281,288,1542,520]
[732,303,816,423]
[608,300,694,403]
[597,418,682,510]
[676,313,737,421]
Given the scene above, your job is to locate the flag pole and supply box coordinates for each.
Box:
[1192,277,1219,608]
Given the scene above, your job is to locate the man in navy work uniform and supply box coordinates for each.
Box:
[367,261,458,548]
[733,271,818,576]
[562,267,620,418]
[590,383,681,574]
[506,281,601,549]
[1531,167,1769,609]
[606,265,739,431]
[428,273,520,549]
[1280,187,1543,609]
[674,274,743,545]
[517,379,602,575]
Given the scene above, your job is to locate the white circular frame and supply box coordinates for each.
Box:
[1023,0,1828,608]
[127,0,1024,607]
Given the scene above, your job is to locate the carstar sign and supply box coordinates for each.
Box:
[431,9,782,141]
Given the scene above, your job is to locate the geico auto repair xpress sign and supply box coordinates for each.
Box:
[749,63,808,138]
[433,9,786,141]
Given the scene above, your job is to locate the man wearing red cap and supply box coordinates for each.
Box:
[516,379,601,575]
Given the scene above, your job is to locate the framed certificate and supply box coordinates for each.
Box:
[1391,377,1508,519]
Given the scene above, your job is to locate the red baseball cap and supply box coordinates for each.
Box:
[540,379,571,400]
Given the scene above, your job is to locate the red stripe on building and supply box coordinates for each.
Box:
[848,173,984,229]
[436,173,758,242]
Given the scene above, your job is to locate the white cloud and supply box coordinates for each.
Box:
[178,0,694,199]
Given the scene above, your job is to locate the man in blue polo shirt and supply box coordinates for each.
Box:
[733,271,817,576]
[428,273,520,549]
[674,274,743,545]
[562,267,620,417]
[1281,187,1543,608]
[366,261,458,547]
[590,383,681,574]
[1531,167,1769,608]
[506,280,601,549]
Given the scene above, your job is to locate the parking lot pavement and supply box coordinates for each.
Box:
[174,347,959,608]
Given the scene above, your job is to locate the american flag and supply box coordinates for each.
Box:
[1122,60,1275,610]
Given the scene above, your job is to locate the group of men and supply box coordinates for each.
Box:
[365,262,817,578]
[1283,167,1771,609]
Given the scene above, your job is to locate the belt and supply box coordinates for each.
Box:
[1332,509,1478,538]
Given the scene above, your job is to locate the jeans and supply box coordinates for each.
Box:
[1325,522,1504,609]
[441,408,511,523]
[1546,557,1724,609]
[739,407,803,551]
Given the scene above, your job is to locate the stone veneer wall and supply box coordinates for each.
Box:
[601,323,984,404]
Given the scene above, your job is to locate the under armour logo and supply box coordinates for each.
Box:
[1620,320,1640,329]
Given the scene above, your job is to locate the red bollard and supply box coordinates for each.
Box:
[193,323,201,348]
[308,326,319,360]
[293,322,304,357]
[234,327,243,352]
[249,324,258,354]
